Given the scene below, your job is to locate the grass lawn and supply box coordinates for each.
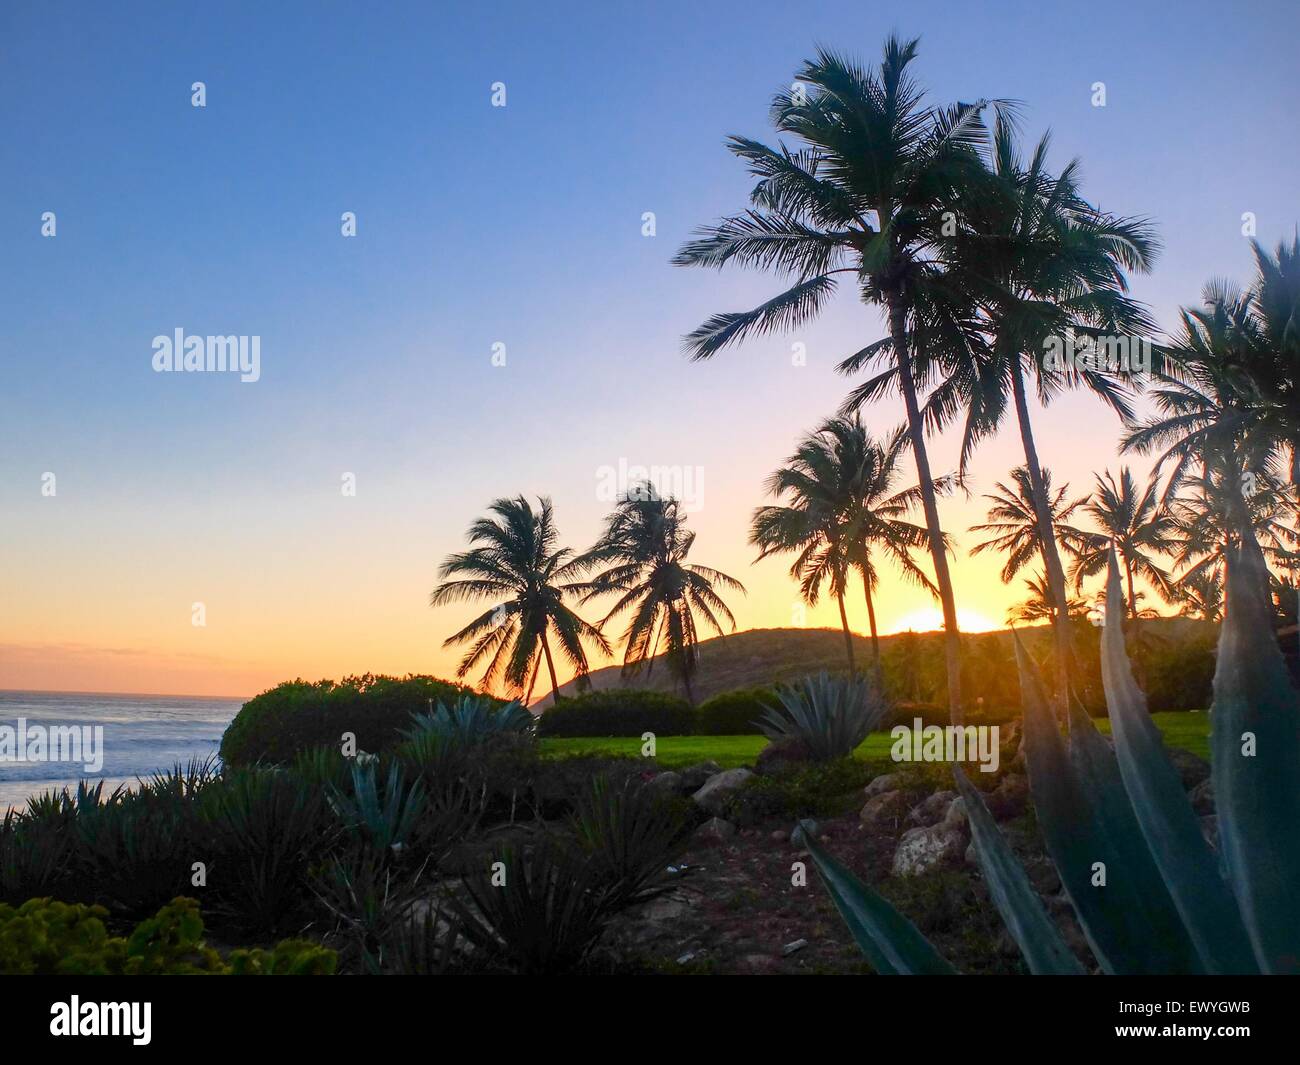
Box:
[539,711,1211,769]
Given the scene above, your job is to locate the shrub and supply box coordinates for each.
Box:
[0,896,335,975]
[536,689,694,738]
[695,687,776,735]
[756,672,887,761]
[220,674,492,766]
[723,760,874,824]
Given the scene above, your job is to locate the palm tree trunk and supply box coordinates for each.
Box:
[861,561,883,684]
[540,630,562,706]
[523,652,540,707]
[889,297,963,723]
[836,588,857,675]
[1010,357,1073,713]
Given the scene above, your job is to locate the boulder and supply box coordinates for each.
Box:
[691,768,753,815]
[695,816,737,843]
[907,789,957,827]
[860,790,910,831]
[943,797,969,827]
[863,771,910,799]
[646,770,683,795]
[680,761,724,791]
[891,823,968,877]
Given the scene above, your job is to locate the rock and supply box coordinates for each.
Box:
[1167,748,1211,790]
[892,823,969,877]
[769,829,789,843]
[646,770,683,795]
[985,773,1029,820]
[782,938,808,956]
[863,771,910,799]
[907,789,957,827]
[790,819,821,850]
[680,761,724,791]
[740,953,779,973]
[943,797,969,827]
[755,737,815,775]
[964,840,979,867]
[1188,777,1215,814]
[1200,813,1219,851]
[640,892,692,921]
[692,768,754,815]
[695,816,737,842]
[860,790,910,830]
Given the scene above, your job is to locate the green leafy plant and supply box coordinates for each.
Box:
[328,761,427,853]
[757,672,885,761]
[799,537,1300,974]
[0,896,334,975]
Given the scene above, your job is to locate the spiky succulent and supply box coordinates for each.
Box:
[757,672,886,761]
[799,527,1300,974]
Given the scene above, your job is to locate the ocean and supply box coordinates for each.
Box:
[0,690,243,814]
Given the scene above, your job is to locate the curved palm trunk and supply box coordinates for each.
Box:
[1009,358,1073,714]
[861,562,883,684]
[835,588,857,675]
[540,630,562,706]
[889,298,963,723]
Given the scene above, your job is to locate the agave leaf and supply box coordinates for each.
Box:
[795,820,956,975]
[1062,698,1206,973]
[1016,635,1186,974]
[1099,550,1258,974]
[1212,536,1300,973]
[952,767,1084,974]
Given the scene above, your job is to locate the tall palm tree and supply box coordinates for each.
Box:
[581,490,744,704]
[1246,235,1300,484]
[430,496,610,706]
[918,119,1157,704]
[751,418,937,678]
[674,36,1012,722]
[969,465,1091,583]
[1070,468,1177,622]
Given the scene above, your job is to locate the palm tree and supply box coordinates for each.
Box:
[921,119,1157,704]
[1007,571,1086,625]
[674,36,1012,722]
[1070,468,1177,622]
[969,465,1091,584]
[751,418,937,678]
[1246,235,1300,484]
[581,489,744,704]
[430,496,610,706]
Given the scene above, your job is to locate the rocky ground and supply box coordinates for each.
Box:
[602,731,1218,975]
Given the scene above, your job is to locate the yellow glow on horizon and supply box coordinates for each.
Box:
[886,607,1001,635]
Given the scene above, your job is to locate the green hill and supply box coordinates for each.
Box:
[548,617,1221,716]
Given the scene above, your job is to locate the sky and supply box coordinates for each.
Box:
[1,0,1297,697]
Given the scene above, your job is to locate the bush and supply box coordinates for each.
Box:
[536,690,694,738]
[0,896,335,975]
[220,674,492,766]
[695,687,776,735]
[722,760,874,825]
[756,672,887,760]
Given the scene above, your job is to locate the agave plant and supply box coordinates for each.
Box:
[402,695,534,749]
[756,672,886,761]
[798,527,1300,974]
[328,761,427,853]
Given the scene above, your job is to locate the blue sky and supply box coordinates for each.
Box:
[1,0,1297,694]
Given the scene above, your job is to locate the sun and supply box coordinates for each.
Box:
[888,608,1000,634]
